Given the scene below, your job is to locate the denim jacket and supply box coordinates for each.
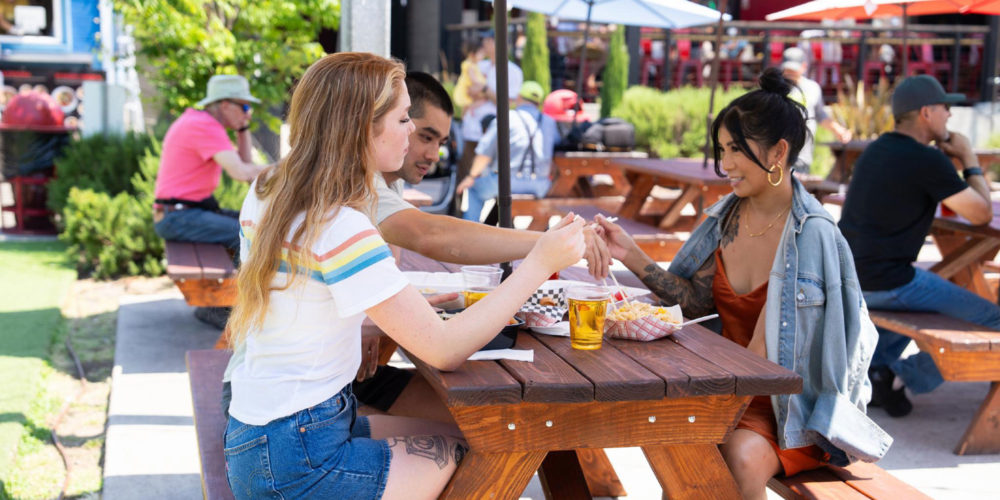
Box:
[667,177,892,465]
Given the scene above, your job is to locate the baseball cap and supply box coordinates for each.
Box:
[196,74,261,107]
[519,81,544,104]
[891,75,964,116]
[781,47,807,73]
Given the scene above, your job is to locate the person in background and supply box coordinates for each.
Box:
[839,75,998,417]
[596,69,890,500]
[780,47,851,172]
[223,52,586,500]
[153,74,269,328]
[456,80,554,222]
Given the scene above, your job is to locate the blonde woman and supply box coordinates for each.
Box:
[223,52,585,500]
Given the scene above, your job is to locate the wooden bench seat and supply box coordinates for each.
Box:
[768,461,931,499]
[186,349,235,500]
[165,241,236,307]
[868,310,1000,455]
[511,195,624,231]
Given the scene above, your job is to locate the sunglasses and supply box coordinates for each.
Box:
[226,100,251,113]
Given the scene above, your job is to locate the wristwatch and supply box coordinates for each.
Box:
[962,166,983,181]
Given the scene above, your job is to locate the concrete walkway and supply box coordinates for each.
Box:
[103,282,1000,499]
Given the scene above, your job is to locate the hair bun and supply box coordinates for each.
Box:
[758,67,793,97]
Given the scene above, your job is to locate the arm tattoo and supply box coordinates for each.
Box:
[640,256,716,318]
[386,436,451,469]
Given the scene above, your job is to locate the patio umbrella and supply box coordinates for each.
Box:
[766,0,1000,77]
[491,0,727,116]
[484,0,727,243]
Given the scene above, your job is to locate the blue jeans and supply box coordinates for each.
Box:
[462,172,498,222]
[224,385,390,500]
[154,207,240,252]
[863,268,1000,394]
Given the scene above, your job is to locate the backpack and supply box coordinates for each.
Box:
[580,118,636,151]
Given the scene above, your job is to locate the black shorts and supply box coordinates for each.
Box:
[220,366,414,416]
[351,365,414,412]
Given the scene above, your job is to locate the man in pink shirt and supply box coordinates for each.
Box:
[153,74,268,251]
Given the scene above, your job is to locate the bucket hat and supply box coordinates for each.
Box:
[196,75,261,107]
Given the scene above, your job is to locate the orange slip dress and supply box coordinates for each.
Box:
[712,248,828,476]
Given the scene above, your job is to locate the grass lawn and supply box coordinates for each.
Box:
[0,241,76,499]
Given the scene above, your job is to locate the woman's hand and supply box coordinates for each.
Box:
[595,214,640,262]
[456,175,475,194]
[582,224,612,280]
[526,213,586,275]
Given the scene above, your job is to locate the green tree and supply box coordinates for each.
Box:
[600,25,629,119]
[115,0,340,132]
[521,12,551,96]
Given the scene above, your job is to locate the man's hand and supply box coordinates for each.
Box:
[456,176,475,195]
[938,131,977,169]
[582,224,612,280]
[356,292,460,381]
[835,126,852,144]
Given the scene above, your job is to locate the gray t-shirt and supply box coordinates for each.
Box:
[787,76,829,169]
[373,175,417,224]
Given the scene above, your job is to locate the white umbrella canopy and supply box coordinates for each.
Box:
[503,0,729,29]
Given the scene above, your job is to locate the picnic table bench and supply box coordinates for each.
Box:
[868,311,1000,455]
[165,241,236,307]
[768,461,931,499]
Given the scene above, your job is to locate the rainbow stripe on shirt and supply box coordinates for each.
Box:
[241,221,393,285]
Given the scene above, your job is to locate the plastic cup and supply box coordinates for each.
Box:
[461,265,503,307]
[566,285,610,350]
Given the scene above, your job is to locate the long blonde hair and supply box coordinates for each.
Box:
[228,53,406,346]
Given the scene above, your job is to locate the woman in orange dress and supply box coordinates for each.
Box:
[597,68,890,499]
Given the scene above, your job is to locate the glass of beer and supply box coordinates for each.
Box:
[566,285,610,350]
[461,265,503,307]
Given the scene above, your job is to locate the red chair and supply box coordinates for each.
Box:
[907,44,950,80]
[1,172,56,234]
[674,38,703,87]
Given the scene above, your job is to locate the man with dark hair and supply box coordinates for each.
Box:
[221,72,612,423]
[839,75,997,417]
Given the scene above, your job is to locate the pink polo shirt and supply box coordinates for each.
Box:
[154,108,234,202]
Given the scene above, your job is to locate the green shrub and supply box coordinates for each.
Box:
[47,132,154,215]
[612,85,746,158]
[522,12,551,97]
[600,25,628,119]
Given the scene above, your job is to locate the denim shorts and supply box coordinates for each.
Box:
[224,384,391,499]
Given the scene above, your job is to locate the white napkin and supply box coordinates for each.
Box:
[468,349,534,362]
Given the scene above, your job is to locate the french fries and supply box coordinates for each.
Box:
[607,302,678,324]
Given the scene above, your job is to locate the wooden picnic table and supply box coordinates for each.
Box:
[547,151,647,198]
[396,249,802,499]
[611,157,732,230]
[824,140,1000,185]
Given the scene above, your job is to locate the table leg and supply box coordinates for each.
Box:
[576,449,627,497]
[642,443,741,500]
[657,185,700,230]
[618,175,657,220]
[955,381,1000,455]
[438,450,546,500]
[538,450,591,500]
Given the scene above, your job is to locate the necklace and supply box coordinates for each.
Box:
[743,199,790,238]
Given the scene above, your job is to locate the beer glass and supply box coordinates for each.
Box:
[461,265,503,307]
[566,285,610,350]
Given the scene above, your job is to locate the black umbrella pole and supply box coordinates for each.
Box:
[495,0,513,278]
[702,0,727,169]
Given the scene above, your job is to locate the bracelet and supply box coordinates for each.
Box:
[238,125,251,133]
[963,166,983,181]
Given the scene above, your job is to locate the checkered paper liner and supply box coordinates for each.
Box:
[604,304,683,342]
[518,286,568,327]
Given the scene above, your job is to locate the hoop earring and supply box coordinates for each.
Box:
[767,164,783,187]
